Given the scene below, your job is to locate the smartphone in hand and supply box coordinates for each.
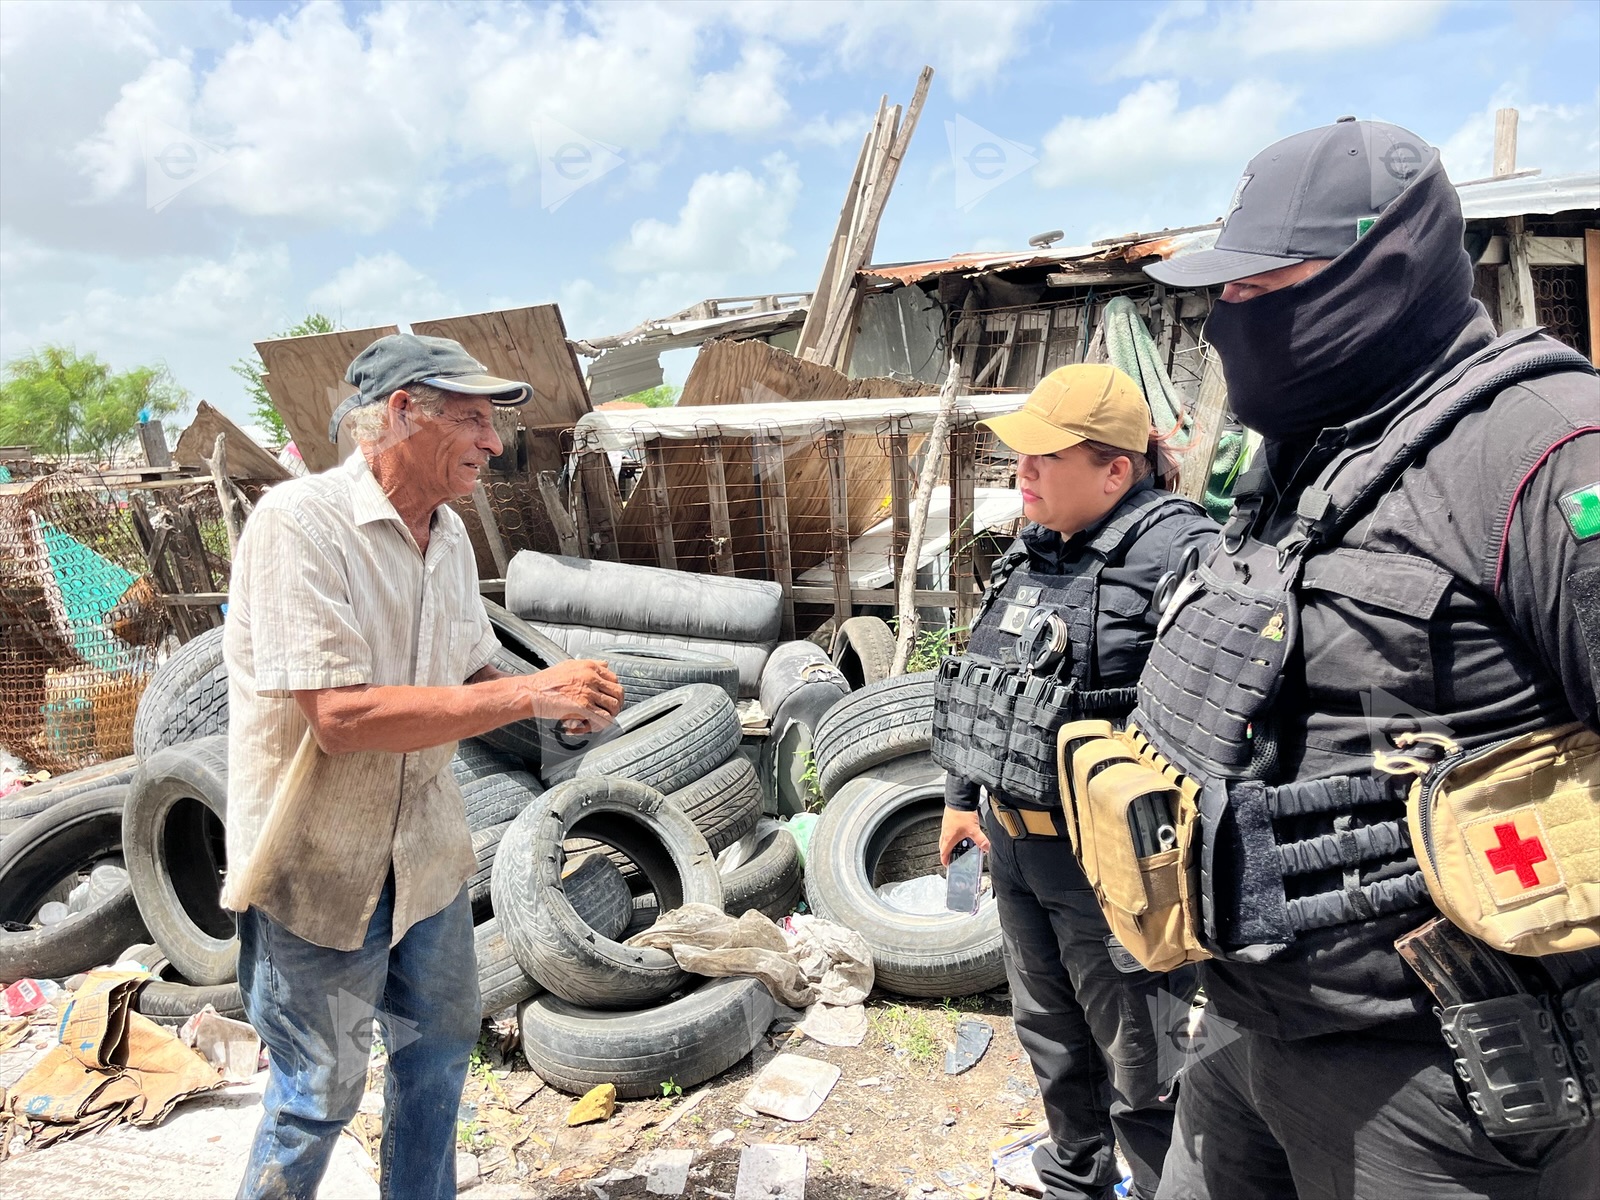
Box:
[946,838,984,914]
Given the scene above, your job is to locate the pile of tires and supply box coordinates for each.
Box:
[802,670,1006,998]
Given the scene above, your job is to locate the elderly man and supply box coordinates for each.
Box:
[221,333,623,1200]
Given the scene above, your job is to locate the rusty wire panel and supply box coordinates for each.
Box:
[0,474,171,773]
[1532,266,1589,359]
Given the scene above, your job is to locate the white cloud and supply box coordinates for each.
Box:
[307,253,458,331]
[1439,90,1600,182]
[793,112,873,148]
[1113,0,1450,79]
[1036,80,1299,189]
[614,154,801,275]
[688,42,791,135]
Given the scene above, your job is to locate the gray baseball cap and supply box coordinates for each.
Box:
[329,333,533,442]
[1145,118,1433,288]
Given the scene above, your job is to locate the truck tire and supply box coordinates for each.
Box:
[123,736,237,986]
[812,672,935,799]
[133,627,230,760]
[830,616,896,690]
[541,684,741,796]
[664,756,761,855]
[601,645,740,707]
[491,776,722,1009]
[720,823,803,921]
[804,755,1003,998]
[0,786,149,983]
[518,975,781,1099]
[474,853,632,1016]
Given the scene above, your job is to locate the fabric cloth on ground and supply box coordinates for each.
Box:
[625,904,873,1010]
[4,970,224,1147]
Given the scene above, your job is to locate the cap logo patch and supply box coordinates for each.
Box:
[1224,174,1252,224]
[1559,483,1600,542]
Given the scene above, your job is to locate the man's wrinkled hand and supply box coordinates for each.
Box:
[939,806,990,866]
[515,660,624,731]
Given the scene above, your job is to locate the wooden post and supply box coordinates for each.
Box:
[1178,347,1230,505]
[202,432,253,557]
[892,359,960,675]
[823,427,853,629]
[138,420,172,468]
[535,471,582,558]
[888,426,913,588]
[1499,216,1537,330]
[576,454,619,561]
[948,416,977,630]
[753,431,795,640]
[1493,108,1519,178]
[1585,229,1600,368]
[641,441,677,571]
[701,435,736,577]
[470,483,510,576]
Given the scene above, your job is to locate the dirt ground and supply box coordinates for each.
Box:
[389,987,1053,1200]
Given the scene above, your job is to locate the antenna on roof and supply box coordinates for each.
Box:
[1028,230,1064,249]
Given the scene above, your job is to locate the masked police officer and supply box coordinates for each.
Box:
[932,364,1218,1200]
[1124,120,1600,1197]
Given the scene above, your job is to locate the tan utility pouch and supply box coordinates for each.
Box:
[1382,723,1600,956]
[1057,720,1210,973]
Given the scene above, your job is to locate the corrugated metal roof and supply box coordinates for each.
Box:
[1457,171,1600,220]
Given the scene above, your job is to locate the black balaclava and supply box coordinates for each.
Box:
[1203,149,1485,441]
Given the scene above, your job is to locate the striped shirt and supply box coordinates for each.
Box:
[220,450,500,950]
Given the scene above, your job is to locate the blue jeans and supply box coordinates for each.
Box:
[236,875,480,1200]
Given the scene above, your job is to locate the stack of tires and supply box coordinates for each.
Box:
[802,664,1007,998]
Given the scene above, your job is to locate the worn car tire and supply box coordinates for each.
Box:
[518,975,782,1099]
[476,600,571,768]
[461,768,543,834]
[133,627,230,761]
[529,625,772,699]
[601,645,740,707]
[491,776,722,1009]
[474,852,632,1016]
[830,616,896,690]
[542,684,741,795]
[0,786,150,983]
[484,598,569,670]
[720,823,804,921]
[124,735,237,986]
[812,671,935,799]
[804,754,1003,997]
[664,756,762,855]
[3,756,139,823]
[135,959,247,1025]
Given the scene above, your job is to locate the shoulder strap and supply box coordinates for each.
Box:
[1297,332,1596,551]
[1086,487,1205,560]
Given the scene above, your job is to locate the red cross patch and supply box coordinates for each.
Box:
[1464,808,1562,904]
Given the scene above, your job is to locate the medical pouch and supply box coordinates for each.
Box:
[1394,723,1600,957]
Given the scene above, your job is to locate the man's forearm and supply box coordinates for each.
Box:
[296,678,529,755]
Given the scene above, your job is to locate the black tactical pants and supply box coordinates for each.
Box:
[986,809,1199,1200]
[1157,1011,1600,1200]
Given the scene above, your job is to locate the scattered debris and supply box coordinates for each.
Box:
[742,1054,841,1123]
[733,1143,807,1200]
[566,1083,618,1126]
[456,1150,481,1191]
[177,1007,260,1084]
[709,1128,736,1146]
[798,1003,868,1048]
[635,1146,694,1195]
[991,1121,1050,1196]
[945,1020,993,1076]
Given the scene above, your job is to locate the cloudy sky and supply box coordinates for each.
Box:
[2,0,1597,430]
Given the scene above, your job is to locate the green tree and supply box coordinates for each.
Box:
[619,384,680,408]
[231,312,337,448]
[0,346,188,461]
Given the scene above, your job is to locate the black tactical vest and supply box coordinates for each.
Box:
[932,487,1204,808]
[1134,330,1597,960]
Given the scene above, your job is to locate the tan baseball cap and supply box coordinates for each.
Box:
[978,364,1151,456]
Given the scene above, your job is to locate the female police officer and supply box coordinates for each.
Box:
[931,364,1216,1200]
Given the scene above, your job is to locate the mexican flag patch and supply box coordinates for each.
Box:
[1559,483,1600,542]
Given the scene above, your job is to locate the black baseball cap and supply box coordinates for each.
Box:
[1145,118,1433,288]
[329,333,533,442]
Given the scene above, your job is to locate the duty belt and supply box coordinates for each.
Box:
[988,800,1072,841]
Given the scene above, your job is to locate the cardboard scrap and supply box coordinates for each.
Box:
[4,971,224,1147]
[991,1120,1050,1197]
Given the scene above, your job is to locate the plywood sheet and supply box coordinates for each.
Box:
[173,401,290,481]
[614,339,933,575]
[411,306,592,429]
[255,326,397,474]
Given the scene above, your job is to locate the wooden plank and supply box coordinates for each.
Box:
[753,432,795,639]
[1178,348,1230,504]
[642,441,678,570]
[970,313,1019,389]
[470,483,510,575]
[1498,216,1537,330]
[823,427,852,628]
[1493,108,1519,177]
[948,417,977,629]
[535,471,582,557]
[1587,229,1600,368]
[701,436,736,577]
[138,420,172,468]
[577,454,620,561]
[256,325,399,473]
[796,109,879,359]
[888,428,913,588]
[173,401,291,481]
[411,306,592,428]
